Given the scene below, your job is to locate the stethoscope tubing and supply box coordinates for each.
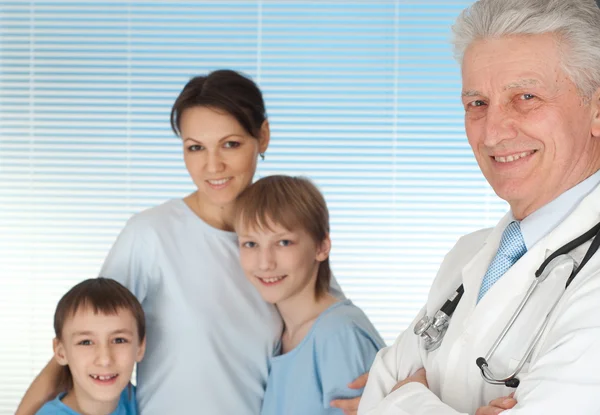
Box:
[479,285,563,386]
[482,277,541,365]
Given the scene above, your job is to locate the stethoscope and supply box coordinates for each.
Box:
[414,220,600,388]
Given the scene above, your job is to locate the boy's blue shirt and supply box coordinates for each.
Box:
[35,385,137,415]
[260,299,385,415]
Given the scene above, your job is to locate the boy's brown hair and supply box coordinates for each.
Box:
[53,277,145,389]
[234,175,331,298]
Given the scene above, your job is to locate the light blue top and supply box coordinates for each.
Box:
[36,386,137,415]
[519,170,600,249]
[100,199,280,415]
[260,299,385,415]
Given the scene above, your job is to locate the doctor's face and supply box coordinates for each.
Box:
[461,33,600,220]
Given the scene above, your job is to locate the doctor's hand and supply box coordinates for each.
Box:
[390,368,428,393]
[475,393,517,415]
[329,372,368,415]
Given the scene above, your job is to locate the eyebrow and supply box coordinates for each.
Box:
[272,232,294,238]
[503,78,540,91]
[238,230,294,239]
[462,79,540,98]
[183,133,245,143]
[71,329,134,337]
[71,331,95,337]
[462,90,482,98]
[110,329,134,336]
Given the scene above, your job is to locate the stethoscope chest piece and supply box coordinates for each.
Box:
[414,311,450,352]
[414,284,464,352]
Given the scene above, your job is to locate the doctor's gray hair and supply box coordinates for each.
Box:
[452,0,600,98]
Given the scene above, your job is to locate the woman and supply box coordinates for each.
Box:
[17,70,360,415]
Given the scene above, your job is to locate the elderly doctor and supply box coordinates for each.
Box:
[358,0,600,414]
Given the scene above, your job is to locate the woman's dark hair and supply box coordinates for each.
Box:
[170,69,267,138]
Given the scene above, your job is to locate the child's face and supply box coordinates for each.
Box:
[237,220,330,304]
[53,306,145,407]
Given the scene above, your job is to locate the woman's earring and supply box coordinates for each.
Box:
[260,153,265,161]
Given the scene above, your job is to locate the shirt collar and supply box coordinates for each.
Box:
[517,170,600,250]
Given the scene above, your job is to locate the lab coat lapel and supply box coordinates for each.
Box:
[537,185,600,257]
[436,214,513,402]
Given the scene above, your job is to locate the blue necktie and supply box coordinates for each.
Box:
[477,221,527,302]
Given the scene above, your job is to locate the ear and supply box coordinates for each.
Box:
[136,337,147,363]
[53,338,69,366]
[258,119,270,154]
[591,87,600,138]
[316,234,331,262]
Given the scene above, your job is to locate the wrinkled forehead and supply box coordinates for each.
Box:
[461,34,564,93]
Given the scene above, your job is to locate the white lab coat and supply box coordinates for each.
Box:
[359,185,600,415]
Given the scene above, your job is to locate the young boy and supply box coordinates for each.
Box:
[36,278,145,415]
[234,175,385,415]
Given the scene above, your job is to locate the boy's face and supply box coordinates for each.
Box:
[54,306,145,409]
[237,220,330,305]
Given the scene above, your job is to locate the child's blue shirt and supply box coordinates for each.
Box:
[35,386,137,415]
[260,299,385,415]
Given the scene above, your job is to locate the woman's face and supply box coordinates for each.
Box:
[180,106,269,211]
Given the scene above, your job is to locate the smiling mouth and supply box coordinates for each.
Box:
[257,275,287,285]
[207,177,231,185]
[90,374,118,382]
[493,150,536,163]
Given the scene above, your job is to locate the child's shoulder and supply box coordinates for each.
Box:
[312,299,383,347]
[309,300,385,384]
[35,394,77,415]
[35,387,137,415]
[117,384,138,415]
[314,299,371,332]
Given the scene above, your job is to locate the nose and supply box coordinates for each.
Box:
[482,103,518,148]
[94,344,113,367]
[258,247,276,271]
[206,150,225,173]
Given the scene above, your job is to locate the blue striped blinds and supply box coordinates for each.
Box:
[0,1,508,412]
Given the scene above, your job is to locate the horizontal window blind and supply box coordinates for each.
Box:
[0,1,508,412]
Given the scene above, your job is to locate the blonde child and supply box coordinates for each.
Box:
[234,175,385,415]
